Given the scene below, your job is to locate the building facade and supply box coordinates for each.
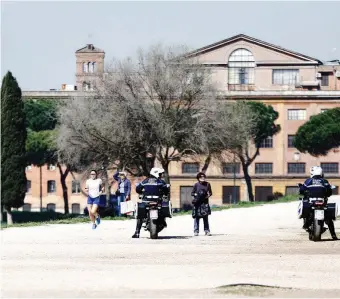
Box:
[22,34,340,212]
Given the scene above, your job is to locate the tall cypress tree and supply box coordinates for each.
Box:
[1,71,27,224]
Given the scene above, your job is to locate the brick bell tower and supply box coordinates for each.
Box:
[75,44,105,91]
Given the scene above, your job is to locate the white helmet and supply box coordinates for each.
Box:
[150,167,160,178]
[157,168,165,175]
[150,167,165,178]
[310,166,323,178]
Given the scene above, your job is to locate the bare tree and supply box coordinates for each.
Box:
[58,43,218,183]
[197,101,258,173]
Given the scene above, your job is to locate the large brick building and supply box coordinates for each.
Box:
[22,34,340,212]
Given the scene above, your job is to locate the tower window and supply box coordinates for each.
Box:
[83,62,88,73]
[88,62,93,73]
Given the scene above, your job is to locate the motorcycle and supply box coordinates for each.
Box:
[135,193,172,239]
[297,184,338,242]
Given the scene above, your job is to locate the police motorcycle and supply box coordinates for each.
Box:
[297,184,337,242]
[135,170,173,239]
[135,193,172,239]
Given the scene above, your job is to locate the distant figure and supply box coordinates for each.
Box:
[191,172,212,236]
[113,171,131,217]
[85,170,104,229]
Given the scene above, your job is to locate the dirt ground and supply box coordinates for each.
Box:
[1,199,340,298]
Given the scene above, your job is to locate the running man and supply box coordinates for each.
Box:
[85,170,104,229]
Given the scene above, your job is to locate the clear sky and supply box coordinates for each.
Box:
[1,1,339,91]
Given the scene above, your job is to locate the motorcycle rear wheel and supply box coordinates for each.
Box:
[149,217,158,239]
[312,219,323,242]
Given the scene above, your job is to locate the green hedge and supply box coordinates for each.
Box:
[1,211,81,224]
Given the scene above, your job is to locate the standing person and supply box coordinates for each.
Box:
[85,170,104,229]
[191,172,212,236]
[113,171,131,217]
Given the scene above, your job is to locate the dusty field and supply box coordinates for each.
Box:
[1,198,340,298]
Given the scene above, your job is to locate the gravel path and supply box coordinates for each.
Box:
[1,198,340,298]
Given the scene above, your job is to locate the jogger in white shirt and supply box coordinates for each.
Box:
[85,170,104,229]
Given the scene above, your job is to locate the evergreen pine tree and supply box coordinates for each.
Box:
[1,71,27,224]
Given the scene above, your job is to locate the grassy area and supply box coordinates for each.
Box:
[0,214,131,230]
[173,194,298,216]
[217,284,293,297]
[1,195,297,229]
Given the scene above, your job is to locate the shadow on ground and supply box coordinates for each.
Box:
[152,236,191,240]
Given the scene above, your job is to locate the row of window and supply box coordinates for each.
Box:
[287,108,329,120]
[82,62,97,73]
[26,180,81,194]
[22,203,81,214]
[182,162,340,174]
[260,135,296,148]
[26,161,339,192]
[26,164,56,171]
[227,48,331,86]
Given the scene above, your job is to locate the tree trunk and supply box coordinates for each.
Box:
[104,168,110,205]
[6,207,13,225]
[39,166,42,212]
[57,163,70,214]
[162,162,170,184]
[201,154,212,173]
[241,162,254,202]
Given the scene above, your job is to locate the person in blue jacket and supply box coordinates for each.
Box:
[113,171,131,217]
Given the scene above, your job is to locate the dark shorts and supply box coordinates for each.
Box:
[87,196,100,205]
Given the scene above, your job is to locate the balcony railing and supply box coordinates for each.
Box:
[228,84,256,91]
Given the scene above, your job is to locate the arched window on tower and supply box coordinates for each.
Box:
[83,62,88,73]
[228,48,255,90]
[88,62,93,73]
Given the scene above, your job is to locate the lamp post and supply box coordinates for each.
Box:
[294,152,300,162]
[294,152,301,193]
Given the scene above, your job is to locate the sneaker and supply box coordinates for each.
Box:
[96,216,101,225]
[92,223,97,230]
[205,231,212,236]
[132,233,140,238]
[194,232,199,236]
[331,234,338,240]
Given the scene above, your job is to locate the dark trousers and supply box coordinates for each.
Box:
[135,218,143,234]
[194,216,210,233]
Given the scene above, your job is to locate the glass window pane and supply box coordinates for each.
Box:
[320,163,339,173]
[182,163,200,174]
[288,163,306,174]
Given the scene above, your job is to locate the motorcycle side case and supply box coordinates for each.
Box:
[325,203,338,221]
[136,202,147,219]
[161,201,172,218]
[298,200,310,219]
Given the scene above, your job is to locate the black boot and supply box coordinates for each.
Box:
[303,218,312,232]
[326,220,338,240]
[132,219,143,238]
[132,233,139,238]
